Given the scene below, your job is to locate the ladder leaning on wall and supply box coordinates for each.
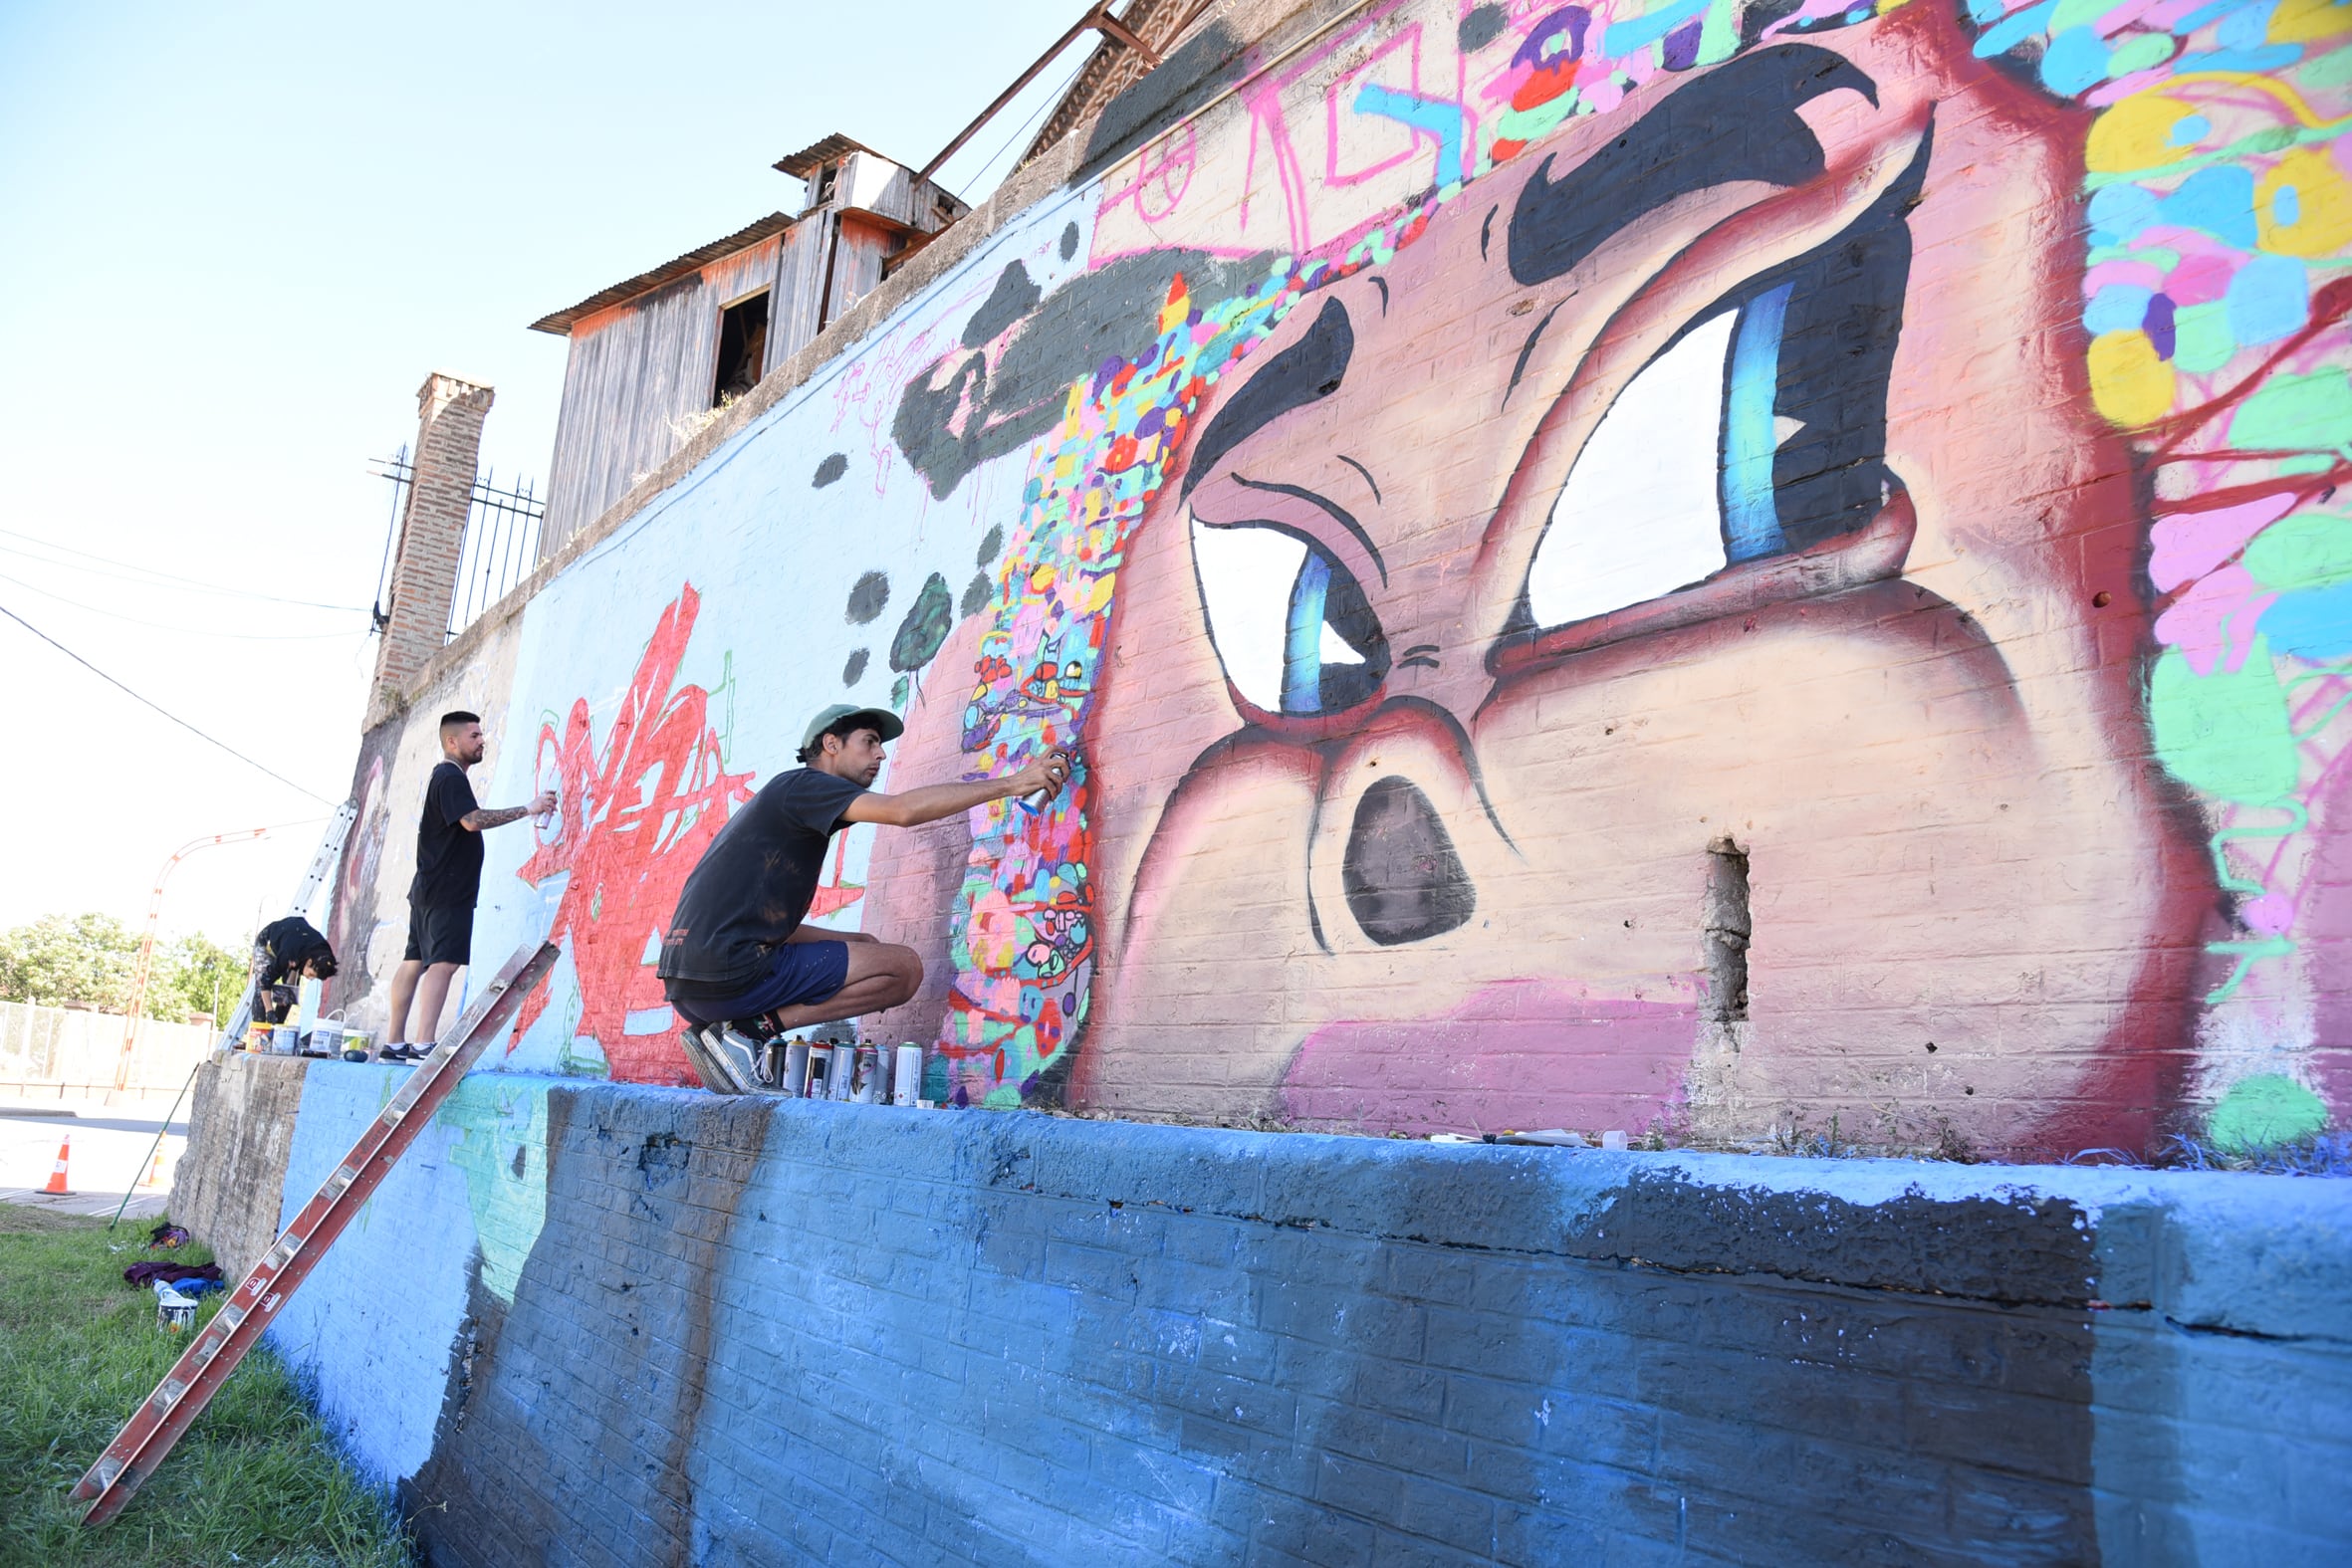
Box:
[105,802,357,1231]
[72,938,561,1529]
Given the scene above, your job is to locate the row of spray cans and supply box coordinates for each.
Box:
[763,1037,933,1107]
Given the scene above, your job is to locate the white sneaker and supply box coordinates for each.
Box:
[678,1027,746,1095]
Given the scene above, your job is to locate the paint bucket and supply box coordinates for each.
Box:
[153,1282,197,1333]
[271,1025,299,1055]
[783,1040,811,1098]
[894,1044,922,1107]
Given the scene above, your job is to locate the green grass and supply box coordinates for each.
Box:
[0,1205,413,1568]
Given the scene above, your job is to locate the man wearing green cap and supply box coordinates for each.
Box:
[655,704,1068,1071]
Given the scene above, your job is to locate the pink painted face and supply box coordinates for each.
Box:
[1076,11,2205,1154]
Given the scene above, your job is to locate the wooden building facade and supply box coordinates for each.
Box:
[531,136,968,557]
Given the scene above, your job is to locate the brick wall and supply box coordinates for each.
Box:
[372,372,494,704]
[328,0,2351,1160]
[176,1063,2351,1565]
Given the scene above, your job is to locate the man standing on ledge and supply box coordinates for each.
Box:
[384,710,558,1059]
[658,704,1067,1083]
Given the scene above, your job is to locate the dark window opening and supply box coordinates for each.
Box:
[712,291,770,407]
[814,164,838,207]
[1704,837,1751,1023]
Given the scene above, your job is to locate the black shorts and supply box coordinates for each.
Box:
[403,903,474,966]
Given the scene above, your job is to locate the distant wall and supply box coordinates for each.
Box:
[0,1000,216,1100]
[178,1064,2351,1566]
[330,0,2352,1158]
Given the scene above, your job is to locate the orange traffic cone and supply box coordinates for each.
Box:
[41,1133,72,1195]
[141,1146,164,1189]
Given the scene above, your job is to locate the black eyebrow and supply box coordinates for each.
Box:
[1229,475,1388,586]
[1182,296,1353,497]
[1508,44,1879,287]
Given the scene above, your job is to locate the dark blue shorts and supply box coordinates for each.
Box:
[666,940,849,1026]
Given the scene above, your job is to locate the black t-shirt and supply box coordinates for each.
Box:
[657,768,865,993]
[408,762,484,908]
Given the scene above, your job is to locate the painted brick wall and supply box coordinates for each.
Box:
[372,372,493,704]
[324,0,2352,1162]
[181,1062,2351,1566]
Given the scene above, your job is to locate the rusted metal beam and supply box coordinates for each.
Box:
[917,3,1160,187]
[1091,8,1162,66]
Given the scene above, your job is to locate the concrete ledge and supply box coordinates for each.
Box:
[171,1069,2352,1564]
[174,1053,314,1279]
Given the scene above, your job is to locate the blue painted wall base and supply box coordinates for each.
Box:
[239,1063,2350,1566]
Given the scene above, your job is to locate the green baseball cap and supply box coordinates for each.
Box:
[803,704,904,752]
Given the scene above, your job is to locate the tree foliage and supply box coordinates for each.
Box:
[0,914,251,1022]
[0,914,137,1012]
[161,933,250,1024]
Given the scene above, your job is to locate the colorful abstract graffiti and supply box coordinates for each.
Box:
[334,0,2352,1155]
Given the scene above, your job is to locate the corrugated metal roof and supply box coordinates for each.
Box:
[528,212,798,336]
[773,132,882,178]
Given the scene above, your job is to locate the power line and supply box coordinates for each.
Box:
[0,598,340,805]
[0,527,372,612]
[952,49,1091,200]
[0,570,370,642]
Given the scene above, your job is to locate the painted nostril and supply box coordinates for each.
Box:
[1341,776,1476,945]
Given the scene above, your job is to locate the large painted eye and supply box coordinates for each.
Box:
[1524,157,1914,631]
[1526,311,1741,628]
[1191,516,1389,715]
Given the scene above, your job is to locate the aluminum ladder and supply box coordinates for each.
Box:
[73,938,560,1527]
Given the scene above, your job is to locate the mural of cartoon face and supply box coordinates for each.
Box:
[1076,11,2209,1154]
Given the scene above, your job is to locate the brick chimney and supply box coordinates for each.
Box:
[372,372,494,705]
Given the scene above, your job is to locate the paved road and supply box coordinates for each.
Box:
[0,1103,186,1221]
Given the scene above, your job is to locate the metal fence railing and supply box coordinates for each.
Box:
[367,448,548,642]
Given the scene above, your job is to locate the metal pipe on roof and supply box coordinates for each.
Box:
[917,3,1158,188]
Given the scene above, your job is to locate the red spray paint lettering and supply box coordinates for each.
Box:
[513,584,752,1083]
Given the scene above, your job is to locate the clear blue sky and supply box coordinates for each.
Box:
[0,0,1097,944]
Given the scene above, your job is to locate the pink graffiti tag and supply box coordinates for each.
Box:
[513,584,753,1084]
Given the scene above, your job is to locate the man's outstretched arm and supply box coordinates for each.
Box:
[460,789,559,831]
[842,754,1067,828]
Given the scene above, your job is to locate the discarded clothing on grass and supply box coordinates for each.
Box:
[146,1223,190,1249]
[123,1261,223,1289]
